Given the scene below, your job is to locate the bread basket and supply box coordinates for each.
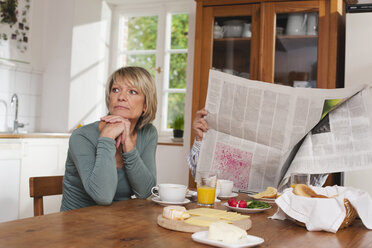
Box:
[295,198,358,229]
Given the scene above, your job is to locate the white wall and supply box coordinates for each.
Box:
[68,0,111,130]
[40,0,111,132]
[39,0,74,132]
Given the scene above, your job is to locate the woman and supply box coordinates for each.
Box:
[61,66,157,211]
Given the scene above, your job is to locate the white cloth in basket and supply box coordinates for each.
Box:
[270,186,372,233]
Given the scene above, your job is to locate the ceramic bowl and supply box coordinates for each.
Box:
[223,20,244,38]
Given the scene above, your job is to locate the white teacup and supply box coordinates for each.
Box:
[151,184,187,202]
[218,180,234,196]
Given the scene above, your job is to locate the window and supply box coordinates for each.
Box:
[111,3,190,136]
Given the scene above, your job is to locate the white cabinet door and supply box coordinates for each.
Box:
[0,160,20,223]
[19,138,68,218]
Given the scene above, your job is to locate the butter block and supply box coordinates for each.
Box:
[208,222,247,243]
[162,206,190,220]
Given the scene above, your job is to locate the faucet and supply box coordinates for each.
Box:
[10,93,24,133]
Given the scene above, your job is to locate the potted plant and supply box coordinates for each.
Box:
[172,115,184,138]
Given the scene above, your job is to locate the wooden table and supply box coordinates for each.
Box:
[0,196,371,248]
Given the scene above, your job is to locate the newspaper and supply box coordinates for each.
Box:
[196,70,372,193]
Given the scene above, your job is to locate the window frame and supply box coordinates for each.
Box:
[110,1,192,137]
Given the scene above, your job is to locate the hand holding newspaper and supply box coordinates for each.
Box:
[196,70,372,192]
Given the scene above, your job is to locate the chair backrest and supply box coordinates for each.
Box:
[29,176,64,216]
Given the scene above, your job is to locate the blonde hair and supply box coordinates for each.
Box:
[105,66,157,129]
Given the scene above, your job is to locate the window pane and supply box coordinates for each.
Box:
[119,54,156,78]
[167,93,185,128]
[171,14,189,49]
[169,53,187,89]
[126,16,158,50]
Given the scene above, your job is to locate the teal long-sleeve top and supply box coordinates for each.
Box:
[60,121,157,211]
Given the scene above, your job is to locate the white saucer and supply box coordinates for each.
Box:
[223,202,271,214]
[218,192,239,200]
[151,197,190,206]
[192,231,264,248]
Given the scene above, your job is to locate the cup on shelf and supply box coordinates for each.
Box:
[197,171,218,206]
[306,13,318,35]
[151,183,187,202]
[222,68,236,75]
[223,20,244,38]
[242,23,252,38]
[276,26,284,35]
[286,13,308,35]
[213,22,224,39]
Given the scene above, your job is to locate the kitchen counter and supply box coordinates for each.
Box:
[0,133,71,139]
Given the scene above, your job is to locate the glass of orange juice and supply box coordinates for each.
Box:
[197,171,218,206]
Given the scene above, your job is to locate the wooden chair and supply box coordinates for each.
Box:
[29,176,64,216]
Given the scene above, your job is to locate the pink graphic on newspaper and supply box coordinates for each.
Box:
[212,142,253,190]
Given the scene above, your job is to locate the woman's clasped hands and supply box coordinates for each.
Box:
[100,115,135,152]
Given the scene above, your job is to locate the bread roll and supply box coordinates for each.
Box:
[253,187,277,199]
[293,184,328,198]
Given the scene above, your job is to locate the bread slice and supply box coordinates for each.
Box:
[253,187,277,199]
[293,184,328,198]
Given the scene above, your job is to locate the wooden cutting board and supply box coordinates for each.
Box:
[157,215,252,233]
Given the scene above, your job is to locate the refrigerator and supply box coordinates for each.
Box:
[343,4,372,197]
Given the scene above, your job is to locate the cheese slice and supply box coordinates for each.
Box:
[208,222,247,243]
[184,216,230,227]
[162,206,190,220]
[187,208,250,221]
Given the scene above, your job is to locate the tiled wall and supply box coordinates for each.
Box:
[0,65,42,133]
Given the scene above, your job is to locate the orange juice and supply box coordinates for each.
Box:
[197,186,216,205]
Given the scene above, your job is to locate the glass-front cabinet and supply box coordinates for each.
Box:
[193,0,343,115]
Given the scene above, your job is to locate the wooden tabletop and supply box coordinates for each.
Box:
[0,195,371,248]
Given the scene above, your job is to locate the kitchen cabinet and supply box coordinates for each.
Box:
[0,138,68,222]
[0,160,21,222]
[190,0,344,187]
[0,140,22,223]
[19,138,68,219]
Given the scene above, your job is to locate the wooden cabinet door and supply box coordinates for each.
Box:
[193,4,260,115]
[260,1,330,89]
